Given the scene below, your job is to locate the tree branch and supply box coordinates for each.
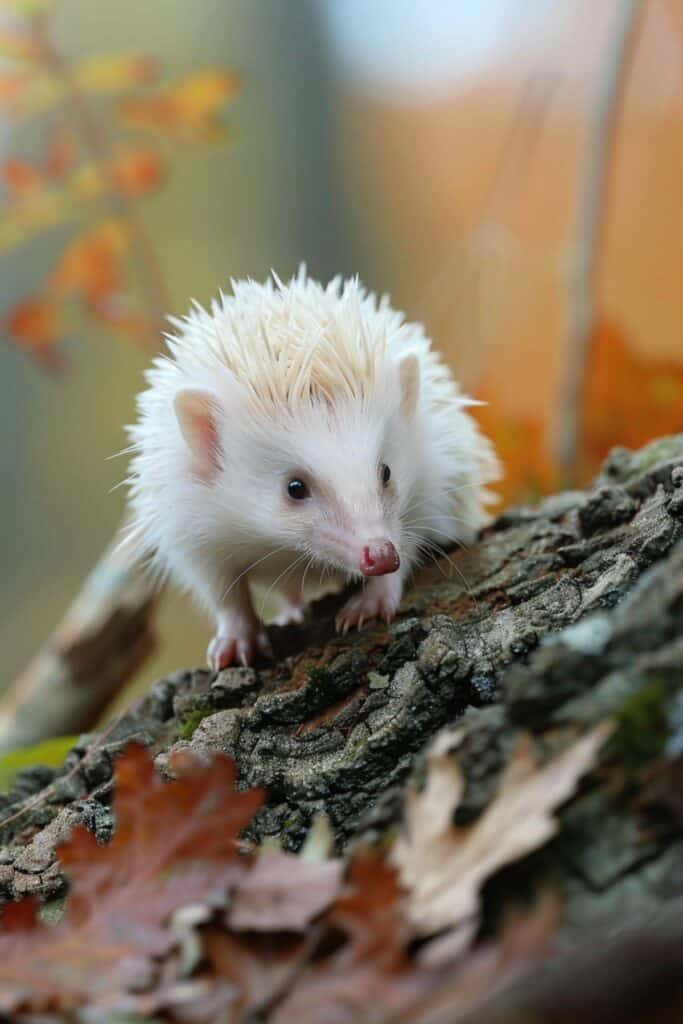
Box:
[551,0,643,486]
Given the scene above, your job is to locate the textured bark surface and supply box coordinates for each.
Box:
[0,435,682,937]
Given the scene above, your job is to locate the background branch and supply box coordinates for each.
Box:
[551,0,643,485]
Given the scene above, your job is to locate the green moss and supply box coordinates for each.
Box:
[306,664,333,687]
[179,708,211,740]
[0,735,80,793]
[621,437,682,481]
[611,681,668,775]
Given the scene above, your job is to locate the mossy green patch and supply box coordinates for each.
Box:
[179,708,211,740]
[0,735,79,793]
[611,681,668,775]
[306,664,333,688]
[621,437,682,481]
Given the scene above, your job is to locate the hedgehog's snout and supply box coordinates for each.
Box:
[359,540,400,577]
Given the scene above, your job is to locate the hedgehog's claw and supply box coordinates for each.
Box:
[208,622,272,670]
[335,575,403,635]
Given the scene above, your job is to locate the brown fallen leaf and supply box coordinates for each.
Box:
[0,743,263,1013]
[228,850,344,933]
[390,723,611,949]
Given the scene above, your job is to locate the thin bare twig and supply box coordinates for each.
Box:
[551,0,644,486]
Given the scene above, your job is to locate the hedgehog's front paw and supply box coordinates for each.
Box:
[335,575,402,635]
[208,618,273,670]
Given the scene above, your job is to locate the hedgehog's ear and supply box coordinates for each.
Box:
[174,388,222,477]
[398,353,420,419]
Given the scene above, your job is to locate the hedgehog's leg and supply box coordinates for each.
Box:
[335,569,405,635]
[207,575,273,671]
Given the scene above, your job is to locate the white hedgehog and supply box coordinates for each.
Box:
[125,269,500,670]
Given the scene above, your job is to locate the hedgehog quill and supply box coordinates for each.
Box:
[125,270,500,669]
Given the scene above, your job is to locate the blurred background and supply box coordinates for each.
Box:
[1,0,682,704]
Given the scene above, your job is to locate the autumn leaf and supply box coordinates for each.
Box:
[5,294,64,371]
[119,67,241,141]
[228,850,344,933]
[390,724,610,950]
[77,52,160,93]
[49,218,130,304]
[2,155,41,196]
[112,146,166,196]
[0,743,264,1012]
[472,397,557,504]
[0,53,159,120]
[583,320,683,467]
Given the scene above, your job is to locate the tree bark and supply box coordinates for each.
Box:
[0,435,682,939]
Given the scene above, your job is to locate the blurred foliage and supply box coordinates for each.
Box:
[0,0,240,370]
[0,733,77,791]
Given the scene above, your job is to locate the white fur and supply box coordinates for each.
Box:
[124,269,500,666]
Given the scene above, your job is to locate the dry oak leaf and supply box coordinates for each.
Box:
[271,851,436,1024]
[0,743,263,1013]
[228,850,344,933]
[119,67,241,141]
[391,723,610,950]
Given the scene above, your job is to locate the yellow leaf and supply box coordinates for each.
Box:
[119,66,241,141]
[172,67,241,119]
[76,52,159,93]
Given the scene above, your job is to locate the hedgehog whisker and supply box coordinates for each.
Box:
[220,544,293,604]
[258,552,309,621]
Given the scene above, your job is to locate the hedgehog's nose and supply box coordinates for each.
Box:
[360,540,400,576]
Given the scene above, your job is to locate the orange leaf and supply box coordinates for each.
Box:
[3,156,41,196]
[119,67,241,141]
[50,220,130,304]
[583,320,683,466]
[472,398,556,505]
[5,295,64,371]
[112,147,166,196]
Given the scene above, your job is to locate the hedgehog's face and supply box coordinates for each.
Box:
[172,352,423,578]
[263,364,423,579]
[275,440,404,578]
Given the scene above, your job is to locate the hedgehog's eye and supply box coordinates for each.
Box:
[381,463,391,486]
[287,478,310,501]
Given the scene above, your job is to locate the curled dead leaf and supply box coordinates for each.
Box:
[391,723,611,949]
